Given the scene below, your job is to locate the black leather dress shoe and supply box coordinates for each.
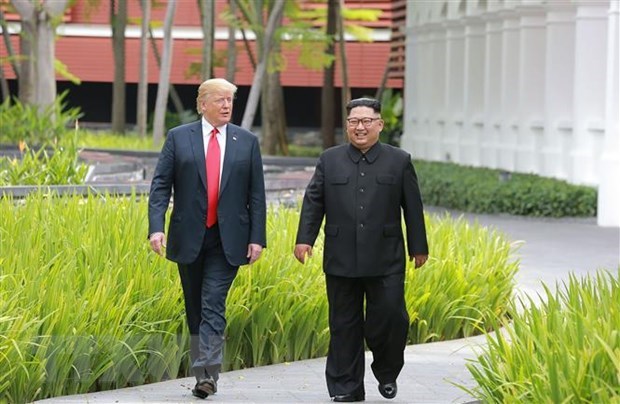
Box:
[192,377,216,399]
[378,382,397,399]
[332,392,365,402]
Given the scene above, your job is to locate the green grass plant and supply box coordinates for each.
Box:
[77,131,163,151]
[463,270,620,402]
[0,92,81,146]
[0,195,516,401]
[0,131,88,186]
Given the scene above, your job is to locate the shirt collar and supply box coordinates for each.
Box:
[201,117,226,137]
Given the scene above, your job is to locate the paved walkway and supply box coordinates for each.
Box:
[35,153,620,404]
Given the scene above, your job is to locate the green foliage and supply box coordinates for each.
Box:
[77,131,163,151]
[0,194,187,403]
[406,214,519,343]
[463,270,620,402]
[415,160,597,217]
[287,144,322,157]
[0,196,516,401]
[0,91,82,145]
[379,89,403,146]
[0,132,88,186]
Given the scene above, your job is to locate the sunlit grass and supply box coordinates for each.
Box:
[77,131,162,151]
[463,270,620,402]
[0,194,517,401]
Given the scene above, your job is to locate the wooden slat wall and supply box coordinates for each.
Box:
[387,0,406,80]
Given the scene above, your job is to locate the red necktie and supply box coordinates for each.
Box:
[206,128,220,228]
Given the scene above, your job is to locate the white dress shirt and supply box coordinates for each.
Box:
[201,117,227,186]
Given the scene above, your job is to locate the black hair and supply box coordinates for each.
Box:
[346,98,382,114]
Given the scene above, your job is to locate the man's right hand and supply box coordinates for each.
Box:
[149,232,166,256]
[294,244,313,264]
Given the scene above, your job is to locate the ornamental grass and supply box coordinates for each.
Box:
[464,270,620,402]
[0,194,517,402]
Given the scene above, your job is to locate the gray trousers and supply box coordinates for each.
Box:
[177,225,238,382]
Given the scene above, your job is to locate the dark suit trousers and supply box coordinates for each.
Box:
[325,273,409,397]
[177,224,238,382]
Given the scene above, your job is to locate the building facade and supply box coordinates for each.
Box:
[1,0,402,126]
[402,0,619,226]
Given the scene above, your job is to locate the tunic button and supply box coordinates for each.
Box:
[360,223,364,228]
[360,188,364,193]
[360,172,365,176]
[360,205,364,210]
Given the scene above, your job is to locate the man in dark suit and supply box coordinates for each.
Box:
[148,78,266,399]
[294,98,429,402]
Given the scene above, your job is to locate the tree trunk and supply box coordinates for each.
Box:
[152,0,177,146]
[274,76,288,155]
[0,59,9,102]
[225,0,237,82]
[0,8,20,79]
[17,16,35,105]
[240,0,285,130]
[337,0,350,136]
[136,0,150,138]
[149,25,185,116]
[35,6,56,107]
[261,6,286,155]
[111,0,127,134]
[321,0,337,149]
[11,0,68,108]
[198,0,214,80]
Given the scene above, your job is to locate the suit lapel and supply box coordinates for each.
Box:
[189,121,207,190]
[220,124,239,195]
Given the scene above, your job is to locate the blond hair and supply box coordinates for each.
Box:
[196,78,238,114]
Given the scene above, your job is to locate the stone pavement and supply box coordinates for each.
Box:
[34,152,620,404]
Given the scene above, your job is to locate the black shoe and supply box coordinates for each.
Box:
[378,382,397,399]
[192,377,216,399]
[332,392,365,402]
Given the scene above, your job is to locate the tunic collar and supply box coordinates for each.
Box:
[347,142,381,164]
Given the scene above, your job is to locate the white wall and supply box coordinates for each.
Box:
[403,0,619,226]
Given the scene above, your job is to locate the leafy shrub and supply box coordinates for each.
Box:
[464,270,620,402]
[0,92,82,145]
[0,132,88,185]
[415,160,597,217]
[379,89,403,146]
[0,196,516,401]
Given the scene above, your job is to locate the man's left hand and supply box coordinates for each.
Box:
[247,243,263,265]
[410,254,428,268]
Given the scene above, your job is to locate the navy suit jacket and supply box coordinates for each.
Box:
[148,120,267,266]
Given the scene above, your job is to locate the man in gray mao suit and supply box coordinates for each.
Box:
[148,78,266,399]
[294,98,429,402]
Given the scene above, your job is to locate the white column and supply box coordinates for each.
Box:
[515,4,546,173]
[414,27,433,159]
[403,21,421,157]
[498,8,520,171]
[428,26,447,161]
[542,3,575,180]
[571,1,608,185]
[598,0,620,227]
[444,20,466,162]
[481,13,504,169]
[462,15,486,166]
